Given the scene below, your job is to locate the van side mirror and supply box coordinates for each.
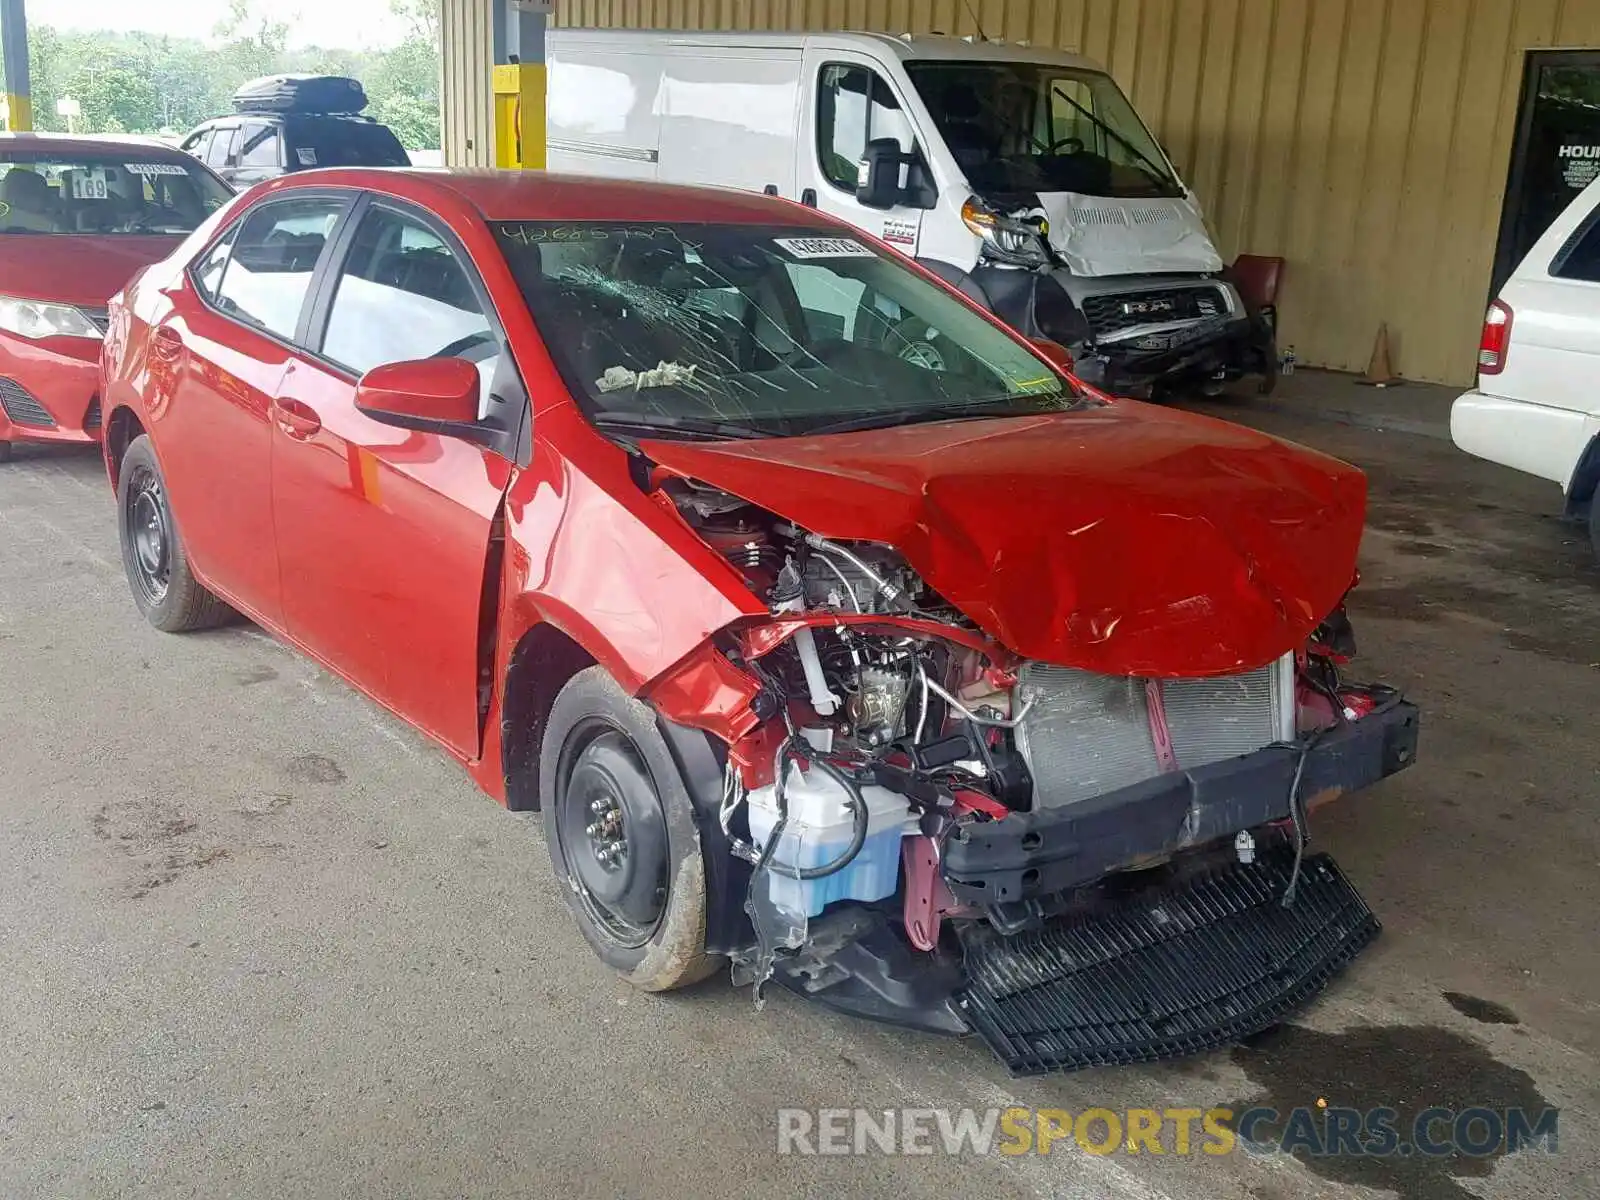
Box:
[856,138,905,210]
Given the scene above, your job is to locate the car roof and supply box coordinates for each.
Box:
[0,132,191,156]
[270,167,845,228]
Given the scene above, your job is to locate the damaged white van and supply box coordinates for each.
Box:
[546,29,1277,398]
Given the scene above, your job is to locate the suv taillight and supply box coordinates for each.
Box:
[1478,300,1513,375]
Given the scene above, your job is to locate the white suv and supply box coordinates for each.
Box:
[1452,174,1600,560]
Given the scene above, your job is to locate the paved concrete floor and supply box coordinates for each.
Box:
[1,410,1596,1200]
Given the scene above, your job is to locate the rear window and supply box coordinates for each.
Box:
[287,118,409,168]
[0,151,231,235]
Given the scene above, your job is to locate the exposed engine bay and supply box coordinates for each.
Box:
[658,473,1419,1072]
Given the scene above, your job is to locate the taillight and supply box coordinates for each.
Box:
[1478,300,1513,375]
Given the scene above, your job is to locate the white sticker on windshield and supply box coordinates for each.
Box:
[773,236,875,260]
[126,162,190,176]
[297,147,318,166]
[71,167,109,200]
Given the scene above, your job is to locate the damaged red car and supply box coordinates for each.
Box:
[101,168,1418,1074]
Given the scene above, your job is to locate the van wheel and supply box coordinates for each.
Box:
[1591,509,1600,565]
[539,666,722,992]
[116,435,234,633]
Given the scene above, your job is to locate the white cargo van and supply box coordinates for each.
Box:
[546,29,1276,398]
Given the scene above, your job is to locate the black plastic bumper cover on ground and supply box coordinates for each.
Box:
[955,850,1378,1075]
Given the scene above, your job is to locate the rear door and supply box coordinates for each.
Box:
[268,195,520,756]
[145,192,352,626]
[799,49,926,254]
[232,120,285,185]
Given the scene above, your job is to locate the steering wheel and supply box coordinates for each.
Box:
[1047,136,1085,156]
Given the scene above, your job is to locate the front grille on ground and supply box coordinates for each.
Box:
[1015,657,1292,810]
[0,377,57,428]
[956,852,1380,1074]
[83,397,102,430]
[1081,286,1226,337]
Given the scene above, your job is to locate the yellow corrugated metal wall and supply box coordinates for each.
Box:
[443,0,1600,385]
[442,0,495,166]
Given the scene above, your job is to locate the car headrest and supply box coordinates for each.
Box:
[2,168,53,211]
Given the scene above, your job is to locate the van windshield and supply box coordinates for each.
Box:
[494,221,1081,439]
[905,61,1182,199]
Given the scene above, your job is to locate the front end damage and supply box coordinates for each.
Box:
[640,448,1418,1074]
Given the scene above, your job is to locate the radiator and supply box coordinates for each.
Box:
[1014,656,1296,809]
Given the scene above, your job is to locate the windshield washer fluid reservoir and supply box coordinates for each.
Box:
[747,764,916,918]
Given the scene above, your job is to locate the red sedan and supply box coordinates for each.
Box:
[101,168,1418,1073]
[0,134,231,460]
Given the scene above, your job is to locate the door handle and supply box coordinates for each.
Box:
[271,397,322,439]
[151,326,184,362]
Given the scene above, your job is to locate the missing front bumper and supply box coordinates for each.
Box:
[956,850,1379,1074]
[942,700,1419,908]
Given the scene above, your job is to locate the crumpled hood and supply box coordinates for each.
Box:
[643,402,1367,677]
[0,235,181,308]
[1035,191,1223,276]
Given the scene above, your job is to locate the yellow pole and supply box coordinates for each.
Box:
[492,0,547,170]
[1,0,32,132]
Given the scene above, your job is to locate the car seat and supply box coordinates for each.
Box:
[1,169,63,232]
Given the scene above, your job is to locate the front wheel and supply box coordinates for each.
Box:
[1590,509,1600,566]
[0,441,11,462]
[539,666,722,992]
[116,435,233,633]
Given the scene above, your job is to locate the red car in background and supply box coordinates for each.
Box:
[0,134,231,461]
[99,168,1418,1074]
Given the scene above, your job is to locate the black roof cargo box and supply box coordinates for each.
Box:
[231,74,369,115]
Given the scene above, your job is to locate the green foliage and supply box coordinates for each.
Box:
[11,0,440,149]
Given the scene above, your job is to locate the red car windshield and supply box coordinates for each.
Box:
[494,221,1074,438]
[0,151,230,236]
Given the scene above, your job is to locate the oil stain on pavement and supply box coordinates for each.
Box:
[1225,1022,1552,1200]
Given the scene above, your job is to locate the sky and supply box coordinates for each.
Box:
[29,0,411,51]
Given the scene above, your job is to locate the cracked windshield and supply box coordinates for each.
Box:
[494,222,1074,439]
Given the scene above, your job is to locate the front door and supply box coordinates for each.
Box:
[800,52,926,256]
[269,197,516,758]
[1493,50,1600,295]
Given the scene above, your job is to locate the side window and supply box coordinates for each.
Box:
[817,65,912,193]
[238,123,281,170]
[206,127,239,169]
[321,205,500,413]
[1554,211,1600,283]
[192,227,237,301]
[182,130,213,160]
[213,197,345,340]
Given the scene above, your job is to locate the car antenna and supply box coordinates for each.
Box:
[962,0,990,41]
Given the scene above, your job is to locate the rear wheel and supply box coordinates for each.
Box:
[539,666,722,991]
[116,435,233,633]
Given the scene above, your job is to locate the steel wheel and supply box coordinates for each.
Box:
[552,719,671,950]
[125,464,172,607]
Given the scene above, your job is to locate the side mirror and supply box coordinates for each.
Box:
[856,138,904,210]
[1030,338,1076,374]
[356,358,482,438]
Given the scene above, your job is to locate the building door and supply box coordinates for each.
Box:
[1493,50,1600,295]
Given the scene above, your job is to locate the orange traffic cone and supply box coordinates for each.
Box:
[1358,323,1399,387]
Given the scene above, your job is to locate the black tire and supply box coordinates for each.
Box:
[116,435,233,633]
[539,666,722,992]
[0,440,12,462]
[1591,508,1600,566]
